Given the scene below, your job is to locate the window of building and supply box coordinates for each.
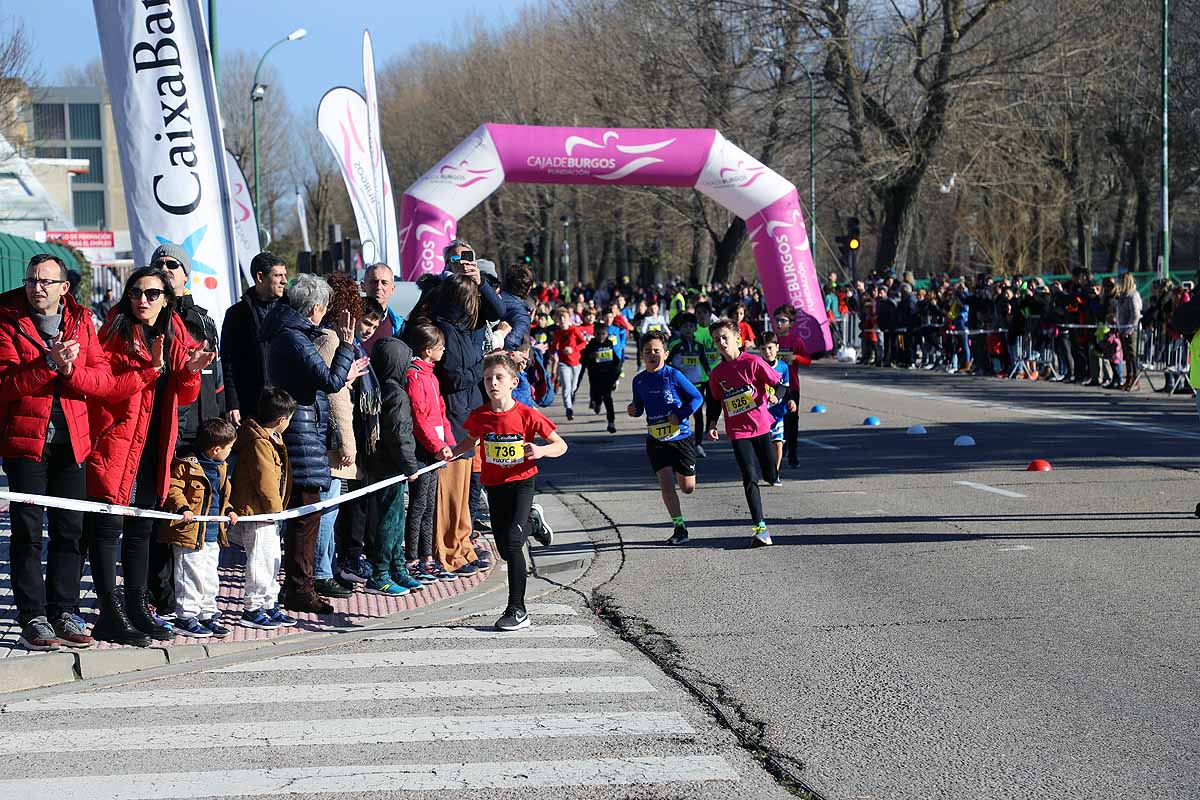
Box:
[68,103,102,140]
[73,190,105,228]
[32,104,66,140]
[34,146,68,159]
[70,146,104,184]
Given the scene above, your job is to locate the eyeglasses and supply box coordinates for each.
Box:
[23,278,66,289]
[127,287,166,302]
[153,259,184,271]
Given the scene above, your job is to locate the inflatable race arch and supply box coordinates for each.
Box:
[399,124,833,353]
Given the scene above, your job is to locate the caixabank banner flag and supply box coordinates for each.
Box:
[94,0,241,326]
[224,148,259,287]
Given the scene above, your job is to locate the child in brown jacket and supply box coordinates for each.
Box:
[160,418,238,638]
[229,388,296,629]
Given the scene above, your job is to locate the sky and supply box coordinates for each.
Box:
[12,0,531,115]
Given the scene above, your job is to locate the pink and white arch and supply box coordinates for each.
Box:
[399,124,832,353]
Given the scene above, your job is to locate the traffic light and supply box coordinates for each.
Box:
[848,217,861,253]
[522,241,534,265]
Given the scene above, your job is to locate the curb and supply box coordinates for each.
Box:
[0,491,595,696]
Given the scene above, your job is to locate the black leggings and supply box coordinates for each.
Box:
[692,384,708,446]
[783,391,800,466]
[87,459,160,596]
[730,433,777,524]
[485,477,536,611]
[405,467,439,561]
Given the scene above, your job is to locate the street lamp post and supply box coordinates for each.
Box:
[753,46,816,271]
[251,27,306,246]
[1159,0,1169,279]
[561,215,571,284]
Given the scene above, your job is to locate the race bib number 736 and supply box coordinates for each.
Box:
[483,433,525,466]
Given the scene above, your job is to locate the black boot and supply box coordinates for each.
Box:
[125,586,174,641]
[91,588,151,647]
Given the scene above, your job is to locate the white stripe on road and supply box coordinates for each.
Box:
[474,603,579,617]
[2,676,657,713]
[806,375,1200,441]
[954,481,1027,498]
[365,624,598,641]
[0,756,738,798]
[798,437,840,450]
[0,711,693,755]
[212,647,623,673]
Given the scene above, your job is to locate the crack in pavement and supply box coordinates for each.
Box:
[544,482,825,800]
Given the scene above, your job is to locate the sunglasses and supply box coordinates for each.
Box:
[153,259,184,271]
[128,287,166,302]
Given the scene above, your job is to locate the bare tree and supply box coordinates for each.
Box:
[0,17,43,154]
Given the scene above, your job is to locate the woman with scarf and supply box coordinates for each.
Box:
[331,286,381,582]
[85,266,214,646]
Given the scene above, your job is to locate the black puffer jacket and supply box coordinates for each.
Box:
[261,301,354,491]
[431,313,483,443]
[367,338,418,480]
[175,293,225,449]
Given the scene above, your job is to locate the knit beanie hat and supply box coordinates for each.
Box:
[150,242,191,275]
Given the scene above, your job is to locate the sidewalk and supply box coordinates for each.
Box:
[0,485,592,692]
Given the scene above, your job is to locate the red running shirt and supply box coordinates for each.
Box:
[464,402,558,486]
[551,326,589,366]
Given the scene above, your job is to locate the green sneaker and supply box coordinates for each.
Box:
[388,569,425,592]
[366,576,410,596]
[751,522,772,548]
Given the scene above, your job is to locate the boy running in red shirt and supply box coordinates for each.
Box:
[455,353,568,630]
[706,319,788,547]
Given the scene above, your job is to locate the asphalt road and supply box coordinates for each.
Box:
[548,359,1200,800]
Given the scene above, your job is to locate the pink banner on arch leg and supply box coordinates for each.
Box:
[747,190,833,354]
[398,193,457,280]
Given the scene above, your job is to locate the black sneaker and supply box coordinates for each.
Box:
[314,578,352,599]
[529,503,553,546]
[666,524,689,545]
[201,616,231,638]
[495,606,530,631]
[566,409,574,421]
[606,422,617,433]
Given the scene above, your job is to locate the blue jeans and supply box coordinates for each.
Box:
[312,478,343,580]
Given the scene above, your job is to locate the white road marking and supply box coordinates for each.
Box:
[2,676,657,713]
[807,376,1200,441]
[365,624,598,641]
[954,481,1027,498]
[0,756,738,798]
[996,545,1035,552]
[798,437,840,450]
[212,647,624,673]
[474,603,578,617]
[0,711,694,755]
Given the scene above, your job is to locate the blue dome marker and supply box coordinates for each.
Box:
[811,404,827,414]
[863,416,881,426]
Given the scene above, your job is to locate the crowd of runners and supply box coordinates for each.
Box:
[9,238,1199,652]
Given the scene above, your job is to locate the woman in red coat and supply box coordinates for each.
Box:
[86,266,214,646]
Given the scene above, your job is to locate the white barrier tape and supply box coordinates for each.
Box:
[0,455,469,524]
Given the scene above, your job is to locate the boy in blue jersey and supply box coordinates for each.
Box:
[759,332,796,482]
[628,330,704,545]
[667,312,716,459]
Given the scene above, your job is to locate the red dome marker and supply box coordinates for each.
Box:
[1026,459,1052,472]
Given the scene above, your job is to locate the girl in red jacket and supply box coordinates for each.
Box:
[85,266,214,646]
[404,322,459,583]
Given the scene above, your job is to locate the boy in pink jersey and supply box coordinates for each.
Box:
[706,319,788,547]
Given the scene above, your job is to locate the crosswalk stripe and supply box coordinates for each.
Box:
[365,624,598,640]
[3,676,658,712]
[0,755,739,798]
[475,602,579,616]
[211,647,623,673]
[0,711,694,755]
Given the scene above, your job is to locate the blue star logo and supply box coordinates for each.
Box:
[156,226,217,288]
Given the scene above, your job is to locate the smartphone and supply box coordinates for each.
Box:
[460,249,475,262]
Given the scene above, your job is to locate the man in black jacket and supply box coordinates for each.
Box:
[150,243,225,449]
[219,252,288,425]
